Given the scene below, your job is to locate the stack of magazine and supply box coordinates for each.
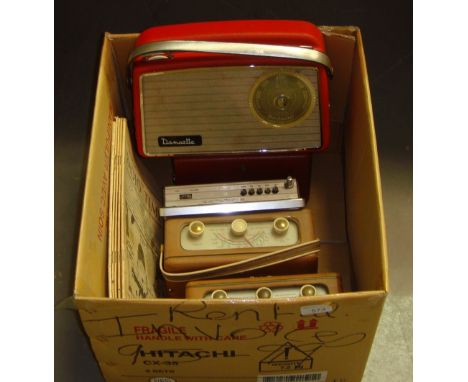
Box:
[108,117,163,298]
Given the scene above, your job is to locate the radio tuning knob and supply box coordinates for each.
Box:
[231,219,248,236]
[300,284,317,297]
[211,290,228,299]
[188,220,205,238]
[284,176,294,189]
[273,217,289,234]
[256,287,273,299]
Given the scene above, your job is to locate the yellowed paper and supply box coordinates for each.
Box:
[108,117,163,298]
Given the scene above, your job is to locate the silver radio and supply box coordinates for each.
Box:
[160,177,304,217]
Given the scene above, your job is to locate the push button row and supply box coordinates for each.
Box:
[240,186,279,196]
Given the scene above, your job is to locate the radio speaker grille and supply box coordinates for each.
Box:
[140,66,321,156]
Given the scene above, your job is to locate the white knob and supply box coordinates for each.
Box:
[256,287,273,299]
[273,217,289,234]
[188,221,205,238]
[284,176,294,189]
[231,218,248,236]
[300,284,317,297]
[211,290,228,299]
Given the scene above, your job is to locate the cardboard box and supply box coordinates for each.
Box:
[74,26,388,382]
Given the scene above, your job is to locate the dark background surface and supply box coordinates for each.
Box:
[55,1,412,380]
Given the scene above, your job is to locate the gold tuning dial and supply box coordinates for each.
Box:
[250,71,316,128]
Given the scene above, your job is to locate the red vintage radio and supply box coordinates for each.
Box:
[128,20,332,199]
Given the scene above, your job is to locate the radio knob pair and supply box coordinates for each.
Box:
[240,188,260,196]
[256,284,317,298]
[190,219,249,237]
[190,219,251,238]
[210,288,272,299]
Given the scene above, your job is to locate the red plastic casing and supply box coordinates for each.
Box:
[131,20,331,157]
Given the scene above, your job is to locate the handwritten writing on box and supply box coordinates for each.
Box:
[81,301,367,366]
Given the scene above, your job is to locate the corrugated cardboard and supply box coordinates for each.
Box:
[74,26,388,382]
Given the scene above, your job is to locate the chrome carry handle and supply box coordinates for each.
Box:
[127,40,334,80]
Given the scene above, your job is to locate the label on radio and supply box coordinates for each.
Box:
[164,177,299,208]
[158,135,202,147]
[300,304,334,316]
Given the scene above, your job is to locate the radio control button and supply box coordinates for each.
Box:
[240,189,247,196]
[284,176,294,189]
[273,217,289,234]
[248,188,255,195]
[264,187,271,194]
[188,221,205,238]
[256,187,263,195]
[231,219,248,236]
[272,186,279,194]
[211,290,228,299]
[300,284,317,297]
[256,287,272,299]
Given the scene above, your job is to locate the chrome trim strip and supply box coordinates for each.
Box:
[159,198,306,217]
[128,40,333,77]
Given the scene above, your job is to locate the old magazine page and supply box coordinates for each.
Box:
[108,117,163,298]
[108,117,123,298]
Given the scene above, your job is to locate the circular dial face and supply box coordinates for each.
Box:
[250,71,316,128]
[180,219,299,250]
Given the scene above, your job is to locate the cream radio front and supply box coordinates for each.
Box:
[185,273,342,299]
[128,20,332,198]
[161,208,320,297]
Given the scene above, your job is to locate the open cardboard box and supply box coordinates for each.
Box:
[74,25,388,382]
